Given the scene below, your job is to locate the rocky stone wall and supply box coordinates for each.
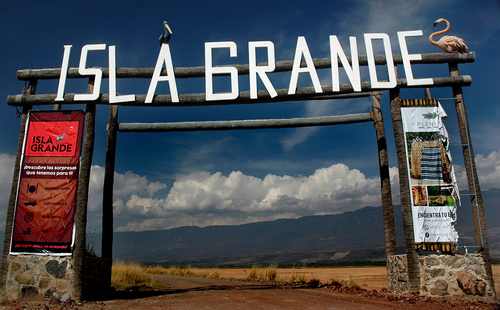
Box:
[387,254,409,293]
[387,253,496,302]
[4,254,74,302]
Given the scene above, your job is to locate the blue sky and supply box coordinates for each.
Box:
[1,0,500,232]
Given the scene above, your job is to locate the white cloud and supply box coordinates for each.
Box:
[93,150,500,230]
[0,154,15,208]
[456,151,500,191]
[4,149,500,232]
[106,163,399,231]
[0,151,397,232]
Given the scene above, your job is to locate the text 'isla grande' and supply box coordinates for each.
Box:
[55,30,434,104]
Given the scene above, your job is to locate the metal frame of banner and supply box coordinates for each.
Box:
[2,51,493,299]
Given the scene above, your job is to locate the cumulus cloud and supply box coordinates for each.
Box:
[456,151,500,191]
[88,150,500,230]
[2,149,500,232]
[0,153,15,208]
[99,163,399,231]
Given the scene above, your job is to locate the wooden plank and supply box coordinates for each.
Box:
[6,76,472,107]
[72,79,96,300]
[0,81,36,293]
[101,105,118,291]
[16,52,475,80]
[371,94,396,260]
[389,87,420,292]
[448,63,495,292]
[118,113,373,132]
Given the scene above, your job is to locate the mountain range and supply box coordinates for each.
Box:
[98,189,500,266]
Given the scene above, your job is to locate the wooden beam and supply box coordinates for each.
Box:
[72,79,96,300]
[118,113,373,132]
[6,76,472,107]
[371,94,396,260]
[0,80,36,293]
[389,87,420,292]
[16,52,475,80]
[448,63,495,293]
[101,105,118,291]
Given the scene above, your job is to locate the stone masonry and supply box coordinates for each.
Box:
[4,255,74,302]
[388,254,496,302]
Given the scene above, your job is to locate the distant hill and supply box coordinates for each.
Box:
[104,189,500,266]
[2,190,499,266]
[110,206,401,266]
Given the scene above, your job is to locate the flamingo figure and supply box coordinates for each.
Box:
[429,18,469,53]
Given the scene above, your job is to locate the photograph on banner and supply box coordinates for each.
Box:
[10,111,85,255]
[401,100,459,249]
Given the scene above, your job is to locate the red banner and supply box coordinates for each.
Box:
[11,111,84,254]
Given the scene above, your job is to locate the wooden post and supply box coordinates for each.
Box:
[0,81,36,292]
[371,93,396,258]
[448,63,495,291]
[101,105,118,290]
[389,87,420,292]
[72,79,96,300]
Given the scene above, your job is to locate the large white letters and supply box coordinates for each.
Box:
[146,43,179,103]
[288,36,322,95]
[249,41,277,99]
[109,46,136,103]
[55,45,72,102]
[54,30,436,104]
[74,44,106,101]
[364,33,397,89]
[329,36,361,92]
[205,42,239,101]
[398,30,433,86]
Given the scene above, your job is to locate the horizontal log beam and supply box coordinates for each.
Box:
[6,75,472,107]
[118,113,373,132]
[16,52,475,80]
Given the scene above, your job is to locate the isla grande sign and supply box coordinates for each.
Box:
[55,30,434,104]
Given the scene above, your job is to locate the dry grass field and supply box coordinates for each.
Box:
[180,266,386,288]
[493,264,500,294]
[112,262,500,292]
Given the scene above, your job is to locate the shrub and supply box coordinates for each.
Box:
[246,266,278,282]
[112,262,156,289]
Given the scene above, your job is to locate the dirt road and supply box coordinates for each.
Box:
[2,273,496,309]
[81,274,495,310]
[79,287,497,310]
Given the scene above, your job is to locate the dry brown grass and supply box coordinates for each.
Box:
[145,265,196,277]
[112,263,500,292]
[246,266,278,282]
[112,262,162,289]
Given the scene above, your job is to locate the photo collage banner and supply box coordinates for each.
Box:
[400,98,459,253]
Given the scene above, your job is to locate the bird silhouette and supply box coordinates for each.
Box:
[428,18,469,53]
[159,21,173,45]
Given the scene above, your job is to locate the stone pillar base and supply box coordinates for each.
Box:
[2,253,110,302]
[387,253,496,302]
[3,255,74,302]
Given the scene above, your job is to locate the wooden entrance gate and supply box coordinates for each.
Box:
[2,50,494,300]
